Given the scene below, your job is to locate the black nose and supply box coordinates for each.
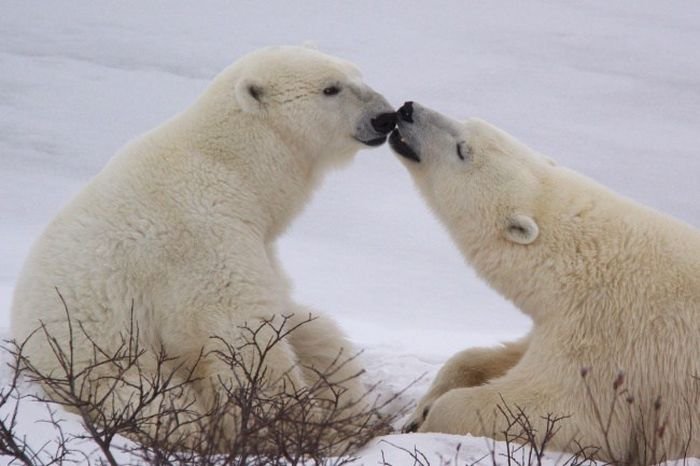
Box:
[371,112,397,134]
[398,101,413,123]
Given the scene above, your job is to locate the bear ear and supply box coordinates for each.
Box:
[235,77,265,113]
[504,214,539,245]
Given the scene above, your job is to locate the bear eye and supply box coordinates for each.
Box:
[323,85,341,96]
[456,141,471,161]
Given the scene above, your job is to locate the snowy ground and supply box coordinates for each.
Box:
[2,1,700,464]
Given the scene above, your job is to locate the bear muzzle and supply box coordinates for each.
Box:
[355,112,396,146]
[389,129,420,162]
[370,112,398,134]
[388,102,420,162]
[398,101,414,123]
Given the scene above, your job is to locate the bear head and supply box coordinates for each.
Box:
[205,46,396,171]
[389,102,558,251]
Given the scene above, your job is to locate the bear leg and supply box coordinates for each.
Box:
[404,336,529,432]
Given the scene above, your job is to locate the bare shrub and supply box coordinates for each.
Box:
[0,297,410,465]
[379,370,699,466]
[493,397,575,466]
[579,368,699,466]
[377,398,597,466]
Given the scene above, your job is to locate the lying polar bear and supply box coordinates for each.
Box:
[11,46,396,450]
[390,101,700,462]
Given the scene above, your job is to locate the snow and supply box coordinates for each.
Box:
[1,1,699,464]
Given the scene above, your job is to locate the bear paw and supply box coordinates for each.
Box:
[401,403,432,433]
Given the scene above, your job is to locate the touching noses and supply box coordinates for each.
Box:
[371,112,398,134]
[398,101,413,123]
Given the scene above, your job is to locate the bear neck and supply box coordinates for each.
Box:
[452,228,557,325]
[173,109,322,240]
[454,169,700,329]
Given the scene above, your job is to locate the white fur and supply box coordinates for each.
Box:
[11,46,394,448]
[395,103,700,462]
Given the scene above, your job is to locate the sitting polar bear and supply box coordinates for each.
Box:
[390,102,700,462]
[11,46,396,449]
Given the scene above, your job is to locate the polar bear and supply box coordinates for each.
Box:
[389,102,700,462]
[10,46,396,449]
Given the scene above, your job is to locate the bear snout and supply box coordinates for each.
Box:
[371,112,398,134]
[398,101,414,123]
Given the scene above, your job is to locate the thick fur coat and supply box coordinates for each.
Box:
[392,102,700,462]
